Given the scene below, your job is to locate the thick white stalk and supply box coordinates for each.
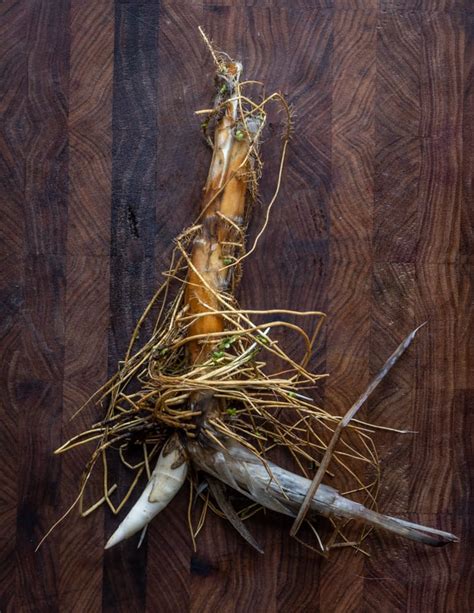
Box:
[105,434,187,549]
[188,437,458,548]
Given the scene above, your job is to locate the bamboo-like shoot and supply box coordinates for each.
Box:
[105,434,187,549]
[188,437,458,548]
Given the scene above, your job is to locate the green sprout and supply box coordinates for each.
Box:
[212,350,225,363]
[218,335,237,351]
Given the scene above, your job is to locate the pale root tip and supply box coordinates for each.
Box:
[105,519,143,549]
[104,436,188,550]
[105,531,123,550]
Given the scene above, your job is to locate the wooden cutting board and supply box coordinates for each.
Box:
[1,1,471,611]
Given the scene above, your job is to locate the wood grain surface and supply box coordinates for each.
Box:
[1,1,472,611]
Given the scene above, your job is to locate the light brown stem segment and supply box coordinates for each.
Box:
[186,137,250,362]
[186,61,255,365]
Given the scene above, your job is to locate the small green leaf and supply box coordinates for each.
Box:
[212,350,224,361]
[219,335,237,350]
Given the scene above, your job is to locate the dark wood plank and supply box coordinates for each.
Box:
[15,254,66,613]
[58,2,115,611]
[0,1,27,256]
[410,7,464,514]
[66,0,114,257]
[317,8,375,612]
[23,2,70,256]
[0,3,28,609]
[362,9,422,609]
[408,11,470,611]
[461,13,473,265]
[103,3,160,611]
[3,2,70,612]
[60,257,110,612]
[363,263,416,611]
[417,12,463,265]
[381,0,470,12]
[0,256,24,613]
[374,10,421,263]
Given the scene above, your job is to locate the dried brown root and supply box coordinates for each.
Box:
[207,475,264,554]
